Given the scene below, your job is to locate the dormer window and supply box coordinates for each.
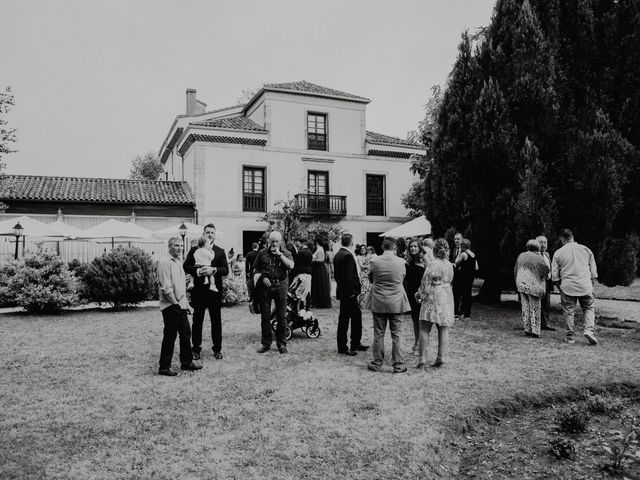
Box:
[307,113,327,151]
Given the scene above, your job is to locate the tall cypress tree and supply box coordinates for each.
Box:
[426,32,480,234]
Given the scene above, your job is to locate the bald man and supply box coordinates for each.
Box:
[536,235,556,331]
[253,231,295,354]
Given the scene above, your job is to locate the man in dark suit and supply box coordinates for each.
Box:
[333,233,367,355]
[245,242,260,314]
[183,223,229,360]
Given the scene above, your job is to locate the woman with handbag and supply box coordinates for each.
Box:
[514,239,550,338]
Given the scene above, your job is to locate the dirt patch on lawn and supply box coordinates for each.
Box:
[455,386,640,479]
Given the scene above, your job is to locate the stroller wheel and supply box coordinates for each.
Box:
[284,325,292,341]
[270,318,277,333]
[306,323,321,339]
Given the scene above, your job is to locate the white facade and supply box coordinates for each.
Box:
[158,82,425,254]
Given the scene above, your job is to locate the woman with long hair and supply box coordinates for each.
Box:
[311,238,332,308]
[416,238,455,368]
[404,238,426,355]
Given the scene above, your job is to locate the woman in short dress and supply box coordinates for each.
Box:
[416,238,455,368]
[311,238,332,308]
[404,239,426,355]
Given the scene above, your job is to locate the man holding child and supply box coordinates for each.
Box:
[183,223,229,360]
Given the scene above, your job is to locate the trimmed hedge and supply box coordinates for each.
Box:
[82,247,156,308]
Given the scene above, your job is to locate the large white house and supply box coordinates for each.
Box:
[158,81,425,254]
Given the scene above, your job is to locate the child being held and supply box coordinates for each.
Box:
[194,236,218,292]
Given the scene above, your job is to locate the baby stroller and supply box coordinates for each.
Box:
[270,293,321,340]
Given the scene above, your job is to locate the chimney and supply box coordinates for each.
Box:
[186,88,197,115]
[186,88,207,115]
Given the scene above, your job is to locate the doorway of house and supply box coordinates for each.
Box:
[243,230,266,256]
[366,232,385,255]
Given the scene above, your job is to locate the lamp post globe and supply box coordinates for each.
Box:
[178,223,187,253]
[12,222,23,260]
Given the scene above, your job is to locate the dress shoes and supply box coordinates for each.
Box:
[181,363,203,371]
[213,351,223,360]
[541,325,556,331]
[524,332,541,338]
[257,344,271,353]
[339,350,357,356]
[158,368,178,377]
[278,346,288,354]
[432,360,443,368]
[353,344,369,351]
[393,365,408,373]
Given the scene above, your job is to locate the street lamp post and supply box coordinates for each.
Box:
[179,223,187,257]
[12,222,23,260]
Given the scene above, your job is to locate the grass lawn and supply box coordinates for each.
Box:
[1,301,639,479]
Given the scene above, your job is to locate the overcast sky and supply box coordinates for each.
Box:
[2,0,496,179]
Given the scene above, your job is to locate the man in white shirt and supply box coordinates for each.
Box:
[157,237,202,376]
[551,229,599,345]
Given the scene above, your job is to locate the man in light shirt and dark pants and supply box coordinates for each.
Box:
[551,228,599,345]
[157,237,202,376]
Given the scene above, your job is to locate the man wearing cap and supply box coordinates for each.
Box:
[253,231,295,354]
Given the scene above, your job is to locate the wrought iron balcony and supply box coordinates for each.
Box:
[243,193,266,212]
[295,194,347,217]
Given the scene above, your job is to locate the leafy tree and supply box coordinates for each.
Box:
[129,151,164,180]
[420,0,640,295]
[257,198,304,243]
[0,86,17,172]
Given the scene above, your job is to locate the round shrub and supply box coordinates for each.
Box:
[585,394,625,415]
[549,435,576,460]
[598,234,639,287]
[11,251,79,313]
[82,247,156,308]
[221,275,248,307]
[556,403,590,434]
[0,259,21,308]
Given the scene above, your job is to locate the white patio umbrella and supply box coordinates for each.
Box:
[0,215,65,238]
[76,219,157,248]
[380,215,432,238]
[47,219,85,239]
[152,222,205,239]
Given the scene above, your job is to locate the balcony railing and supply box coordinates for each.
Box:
[295,194,347,217]
[366,198,385,216]
[243,193,266,212]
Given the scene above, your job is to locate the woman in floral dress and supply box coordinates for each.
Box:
[514,239,549,338]
[356,244,371,309]
[415,238,455,368]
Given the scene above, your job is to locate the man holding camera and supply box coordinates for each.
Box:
[253,231,294,354]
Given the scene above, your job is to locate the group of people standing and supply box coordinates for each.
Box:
[514,228,599,345]
[333,233,475,373]
[156,222,598,377]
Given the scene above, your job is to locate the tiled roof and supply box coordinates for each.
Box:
[368,149,421,159]
[192,116,267,131]
[366,131,421,148]
[178,134,267,156]
[0,175,195,205]
[262,81,370,103]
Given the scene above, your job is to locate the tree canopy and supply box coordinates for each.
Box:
[129,151,164,180]
[0,86,17,172]
[422,0,640,297]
